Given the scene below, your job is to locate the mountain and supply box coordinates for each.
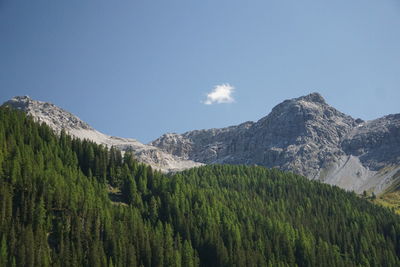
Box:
[1,106,400,266]
[4,93,400,194]
[150,93,400,194]
[3,96,202,173]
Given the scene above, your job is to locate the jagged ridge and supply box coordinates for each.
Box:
[150,93,400,193]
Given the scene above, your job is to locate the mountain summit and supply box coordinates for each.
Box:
[5,95,93,132]
[150,93,400,193]
[4,93,400,193]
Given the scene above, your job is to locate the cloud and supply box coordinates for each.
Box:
[204,83,235,105]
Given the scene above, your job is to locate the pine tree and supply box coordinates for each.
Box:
[0,235,8,267]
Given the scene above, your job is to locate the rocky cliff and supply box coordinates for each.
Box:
[151,93,400,193]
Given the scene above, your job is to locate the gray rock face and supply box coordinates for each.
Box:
[3,96,203,173]
[151,93,400,193]
[342,114,400,170]
[4,96,93,132]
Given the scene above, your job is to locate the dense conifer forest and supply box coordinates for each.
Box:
[1,107,400,266]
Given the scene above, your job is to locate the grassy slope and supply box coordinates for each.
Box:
[374,191,400,214]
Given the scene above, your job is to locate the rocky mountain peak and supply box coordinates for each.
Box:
[151,92,400,194]
[256,92,356,145]
[12,95,32,101]
[4,96,92,132]
[268,92,329,118]
[6,95,33,110]
[297,92,326,104]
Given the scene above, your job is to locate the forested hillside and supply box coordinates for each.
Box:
[1,107,400,267]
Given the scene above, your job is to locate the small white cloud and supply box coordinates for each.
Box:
[204,83,235,105]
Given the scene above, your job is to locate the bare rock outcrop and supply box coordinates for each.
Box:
[151,93,400,193]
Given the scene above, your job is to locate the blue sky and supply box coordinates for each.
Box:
[1,0,399,143]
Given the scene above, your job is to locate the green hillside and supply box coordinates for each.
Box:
[0,107,399,267]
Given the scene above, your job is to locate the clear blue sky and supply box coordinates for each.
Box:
[1,0,399,143]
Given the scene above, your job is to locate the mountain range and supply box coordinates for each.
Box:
[4,93,400,194]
